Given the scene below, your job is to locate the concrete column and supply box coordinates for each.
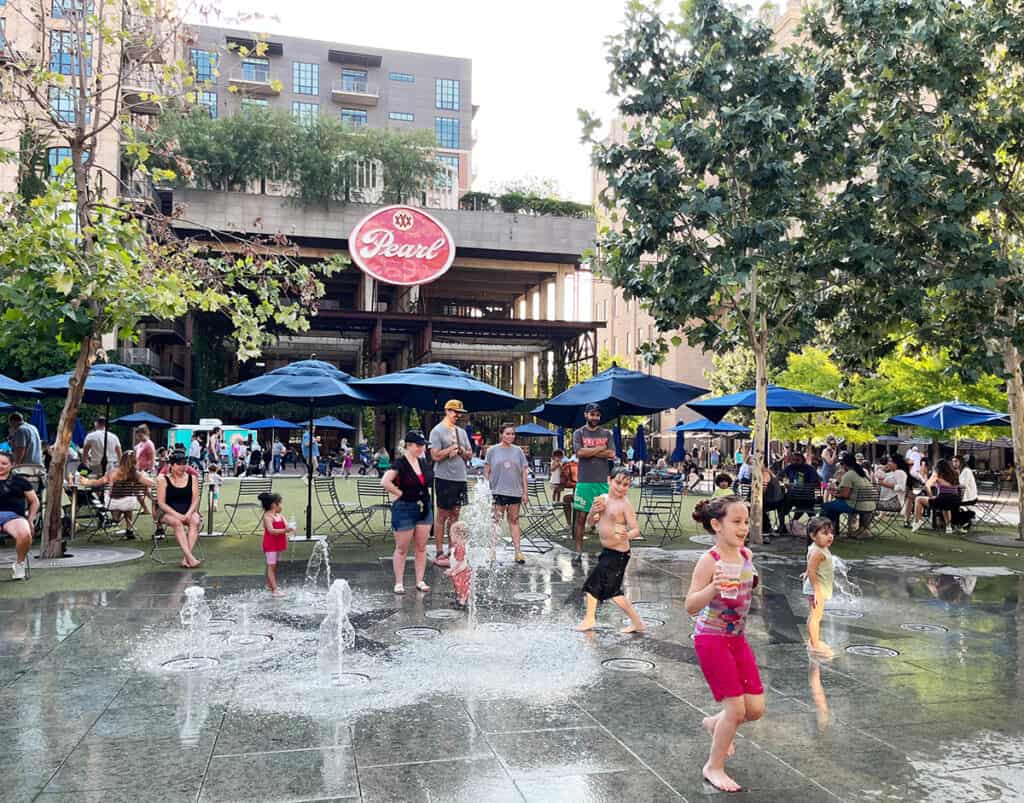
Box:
[524,353,536,399]
[513,357,524,397]
[359,274,375,312]
[554,268,567,321]
[542,279,556,321]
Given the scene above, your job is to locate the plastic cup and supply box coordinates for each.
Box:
[718,561,743,599]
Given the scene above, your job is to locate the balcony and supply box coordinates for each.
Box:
[120,347,160,372]
[123,13,164,63]
[142,317,186,346]
[331,80,379,107]
[121,73,162,115]
[229,67,280,97]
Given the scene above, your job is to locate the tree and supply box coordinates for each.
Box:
[586,0,846,541]
[805,0,1024,537]
[772,347,863,445]
[0,8,344,556]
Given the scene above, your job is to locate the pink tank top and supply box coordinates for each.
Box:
[693,547,756,637]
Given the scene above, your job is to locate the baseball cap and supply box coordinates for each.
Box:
[444,399,467,413]
[404,431,427,446]
[584,402,601,413]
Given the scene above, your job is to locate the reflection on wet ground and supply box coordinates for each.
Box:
[3,544,1024,802]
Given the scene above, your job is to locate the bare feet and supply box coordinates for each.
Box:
[619,622,647,634]
[702,716,735,758]
[808,642,835,659]
[703,762,742,792]
[575,619,597,632]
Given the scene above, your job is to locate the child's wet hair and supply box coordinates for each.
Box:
[449,521,468,539]
[692,495,745,533]
[610,467,631,482]
[806,516,833,540]
[714,472,733,487]
[258,492,282,511]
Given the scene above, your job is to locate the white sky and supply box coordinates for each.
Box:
[210,0,628,203]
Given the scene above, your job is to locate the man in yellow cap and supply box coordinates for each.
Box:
[429,399,472,567]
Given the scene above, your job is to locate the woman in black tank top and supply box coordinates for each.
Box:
[157,454,201,568]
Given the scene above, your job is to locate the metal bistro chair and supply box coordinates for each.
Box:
[973,479,1005,526]
[870,485,907,539]
[314,477,371,546]
[846,484,880,538]
[519,478,559,554]
[637,480,682,546]
[221,477,273,537]
[355,477,392,538]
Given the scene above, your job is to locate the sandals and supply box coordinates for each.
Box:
[393,583,405,594]
[415,581,430,593]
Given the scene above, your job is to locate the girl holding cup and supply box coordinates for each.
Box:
[686,496,764,794]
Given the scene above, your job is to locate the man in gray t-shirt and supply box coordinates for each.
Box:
[428,399,473,567]
[570,403,616,562]
[8,414,43,466]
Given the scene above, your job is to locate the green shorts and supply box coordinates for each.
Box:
[573,481,609,513]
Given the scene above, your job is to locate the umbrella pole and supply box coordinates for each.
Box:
[306,399,314,540]
[101,397,110,475]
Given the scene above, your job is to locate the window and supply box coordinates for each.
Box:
[292,61,318,95]
[341,108,367,128]
[292,101,319,123]
[389,71,414,83]
[190,49,217,82]
[197,90,217,118]
[52,0,92,18]
[388,111,413,122]
[0,20,6,51]
[50,31,91,75]
[435,78,460,110]
[435,153,459,190]
[341,68,367,93]
[46,147,87,175]
[48,86,76,123]
[435,116,459,149]
[241,97,268,110]
[241,57,269,82]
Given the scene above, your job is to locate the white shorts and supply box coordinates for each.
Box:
[107,496,140,513]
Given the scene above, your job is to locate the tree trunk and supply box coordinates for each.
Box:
[1003,339,1024,541]
[41,336,97,558]
[749,313,769,545]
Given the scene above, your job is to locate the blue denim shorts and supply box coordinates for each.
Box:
[391,500,433,532]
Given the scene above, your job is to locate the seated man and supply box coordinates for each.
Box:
[780,453,821,528]
[873,454,908,512]
[951,455,977,532]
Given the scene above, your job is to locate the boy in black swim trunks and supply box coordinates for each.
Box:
[575,468,646,634]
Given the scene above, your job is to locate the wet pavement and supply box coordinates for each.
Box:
[3,543,1024,802]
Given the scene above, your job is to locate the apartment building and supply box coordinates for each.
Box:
[184,26,475,193]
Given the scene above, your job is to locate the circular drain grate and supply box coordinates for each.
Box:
[900,623,949,633]
[326,672,371,687]
[633,601,668,612]
[395,626,441,640]
[826,608,865,619]
[512,591,550,602]
[161,656,220,672]
[622,617,665,628]
[602,657,656,673]
[424,609,463,620]
[229,633,274,646]
[845,644,899,658]
[478,622,515,633]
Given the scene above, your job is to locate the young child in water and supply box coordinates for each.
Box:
[445,521,472,606]
[801,516,835,658]
[686,495,764,794]
[260,492,294,598]
[575,468,645,634]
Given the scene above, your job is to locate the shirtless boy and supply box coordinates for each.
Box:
[575,467,646,633]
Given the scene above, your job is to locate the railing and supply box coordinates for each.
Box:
[120,347,160,372]
[122,170,161,207]
[122,71,159,91]
[332,80,378,97]
[231,66,273,84]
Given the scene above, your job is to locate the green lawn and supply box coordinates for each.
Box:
[0,475,1020,599]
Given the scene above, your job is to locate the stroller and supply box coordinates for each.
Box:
[356,445,371,476]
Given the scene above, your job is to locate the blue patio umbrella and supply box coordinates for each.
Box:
[112,412,173,427]
[515,423,557,437]
[72,420,86,447]
[215,359,371,540]
[0,402,14,414]
[887,401,1009,430]
[532,365,707,428]
[634,424,648,463]
[687,385,856,423]
[29,363,193,473]
[301,416,356,431]
[670,424,687,464]
[0,373,40,397]
[613,422,623,460]
[353,362,521,411]
[556,427,565,452]
[29,401,48,443]
[242,418,300,430]
[669,418,753,436]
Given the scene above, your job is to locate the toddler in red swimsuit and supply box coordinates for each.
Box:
[445,521,471,606]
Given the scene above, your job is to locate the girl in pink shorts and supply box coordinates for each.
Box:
[686,495,765,794]
[260,492,294,598]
